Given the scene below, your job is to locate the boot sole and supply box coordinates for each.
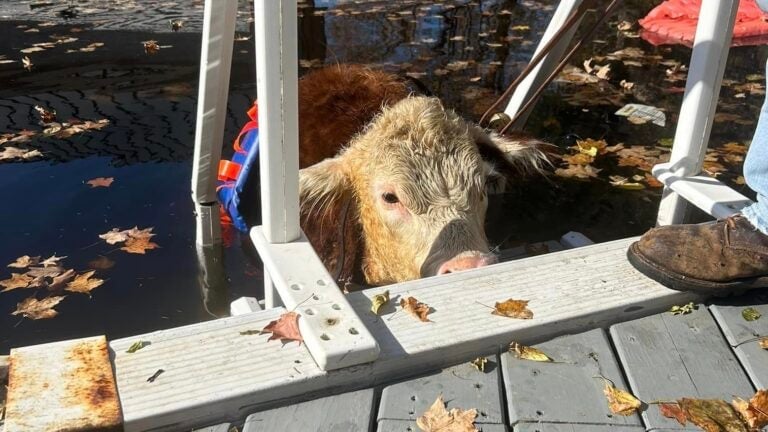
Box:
[626,242,768,296]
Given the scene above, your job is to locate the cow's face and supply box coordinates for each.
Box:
[300,97,545,286]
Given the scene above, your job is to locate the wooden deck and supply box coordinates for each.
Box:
[195,292,768,432]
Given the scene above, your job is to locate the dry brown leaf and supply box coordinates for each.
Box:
[759,337,768,349]
[8,255,40,268]
[0,273,34,292]
[679,398,748,432]
[509,342,553,362]
[260,311,303,345]
[416,395,478,432]
[11,295,66,320]
[0,146,42,161]
[25,265,63,278]
[48,269,76,291]
[99,228,130,244]
[492,299,533,319]
[555,164,601,179]
[121,237,159,254]
[22,55,32,71]
[40,254,67,267]
[400,296,432,322]
[65,270,104,295]
[562,153,594,166]
[143,40,160,54]
[126,226,155,240]
[732,390,768,430]
[470,357,487,372]
[601,379,642,416]
[87,177,114,188]
[659,402,687,426]
[34,105,56,123]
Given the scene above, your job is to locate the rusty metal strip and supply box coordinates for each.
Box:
[5,335,123,431]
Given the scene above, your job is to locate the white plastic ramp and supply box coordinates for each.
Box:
[97,237,699,431]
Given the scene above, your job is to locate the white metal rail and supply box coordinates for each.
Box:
[655,0,753,224]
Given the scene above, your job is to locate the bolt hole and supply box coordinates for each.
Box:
[410,395,416,401]
[312,295,320,300]
[474,383,482,389]
[290,283,302,291]
[480,411,487,417]
[305,308,315,316]
[408,410,414,415]
[536,410,543,416]
[332,304,341,310]
[320,333,331,341]
[317,279,326,286]
[349,327,358,335]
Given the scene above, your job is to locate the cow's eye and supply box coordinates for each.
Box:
[382,192,399,204]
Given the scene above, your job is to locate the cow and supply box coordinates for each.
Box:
[253,65,548,287]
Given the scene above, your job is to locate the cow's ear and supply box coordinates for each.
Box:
[471,126,551,194]
[299,157,363,285]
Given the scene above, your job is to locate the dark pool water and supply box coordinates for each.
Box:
[0,0,763,353]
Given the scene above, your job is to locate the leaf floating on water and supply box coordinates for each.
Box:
[509,342,553,362]
[121,237,159,254]
[0,146,42,161]
[598,376,641,416]
[99,228,130,245]
[679,398,748,432]
[11,295,66,320]
[370,289,390,315]
[88,255,115,270]
[126,340,149,353]
[759,337,768,350]
[732,390,768,430]
[470,357,487,372]
[34,105,56,124]
[142,40,160,55]
[659,403,686,426]
[0,273,34,292]
[86,177,114,188]
[40,254,67,267]
[492,299,533,319]
[64,270,104,295]
[22,56,32,71]
[48,269,76,291]
[742,307,762,322]
[400,296,432,322]
[7,255,40,269]
[669,302,697,315]
[261,311,303,345]
[100,226,160,254]
[416,394,478,432]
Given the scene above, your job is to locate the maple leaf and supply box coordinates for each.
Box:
[40,254,67,267]
[143,40,160,54]
[555,164,601,179]
[659,403,687,426]
[121,237,159,254]
[0,273,33,292]
[34,105,56,124]
[127,226,155,239]
[22,55,32,71]
[492,299,533,319]
[99,228,130,244]
[600,377,641,416]
[12,295,66,320]
[732,390,768,430]
[371,290,390,315]
[759,337,768,350]
[86,177,114,188]
[27,275,47,290]
[509,342,553,362]
[416,395,478,432]
[0,146,42,161]
[470,357,487,372]
[7,255,40,268]
[261,311,303,345]
[48,269,76,291]
[400,296,432,322]
[679,398,748,432]
[25,265,63,278]
[65,270,104,295]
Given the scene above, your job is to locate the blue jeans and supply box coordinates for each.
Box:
[741,59,768,233]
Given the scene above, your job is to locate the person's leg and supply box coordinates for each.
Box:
[741,60,768,234]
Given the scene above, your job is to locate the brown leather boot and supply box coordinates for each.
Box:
[627,215,768,293]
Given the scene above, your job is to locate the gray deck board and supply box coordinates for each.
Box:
[377,355,504,425]
[377,419,507,431]
[501,329,642,429]
[513,424,643,431]
[710,293,768,388]
[609,305,755,431]
[192,423,231,432]
[242,388,374,432]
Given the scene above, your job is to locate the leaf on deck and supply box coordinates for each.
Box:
[416,395,478,432]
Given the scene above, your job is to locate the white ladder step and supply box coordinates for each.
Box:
[653,162,753,219]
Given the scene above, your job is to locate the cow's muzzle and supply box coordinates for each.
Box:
[436,251,498,275]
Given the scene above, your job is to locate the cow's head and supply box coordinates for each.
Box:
[300,96,547,286]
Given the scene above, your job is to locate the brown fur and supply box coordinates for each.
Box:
[298,64,408,168]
